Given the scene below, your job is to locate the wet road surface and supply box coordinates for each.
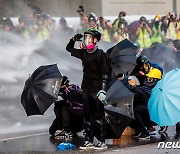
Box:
[0,126,179,153]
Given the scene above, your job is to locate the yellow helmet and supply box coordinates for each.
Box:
[154,15,161,21]
[146,68,162,79]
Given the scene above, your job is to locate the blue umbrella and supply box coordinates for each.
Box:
[148,68,180,126]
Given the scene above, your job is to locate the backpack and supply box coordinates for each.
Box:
[96,49,112,82]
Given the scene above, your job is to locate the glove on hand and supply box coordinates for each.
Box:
[97,90,107,103]
[73,33,83,41]
[56,96,63,101]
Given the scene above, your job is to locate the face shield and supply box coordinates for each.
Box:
[83,34,95,50]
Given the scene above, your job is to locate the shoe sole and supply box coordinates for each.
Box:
[138,136,150,140]
[94,147,108,150]
[149,131,156,135]
[79,146,95,150]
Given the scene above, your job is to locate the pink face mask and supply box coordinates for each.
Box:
[86,43,95,50]
[83,34,95,50]
[79,42,95,50]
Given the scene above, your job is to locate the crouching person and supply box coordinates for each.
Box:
[49,76,84,139]
[117,74,151,140]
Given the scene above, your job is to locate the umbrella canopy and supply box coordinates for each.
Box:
[94,108,132,139]
[141,44,176,74]
[21,64,63,116]
[107,39,137,75]
[106,80,134,119]
[148,68,180,126]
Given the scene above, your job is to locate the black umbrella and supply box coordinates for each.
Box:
[141,44,176,74]
[21,64,63,116]
[106,79,134,119]
[107,39,137,75]
[96,79,134,139]
[104,108,132,139]
[95,80,133,139]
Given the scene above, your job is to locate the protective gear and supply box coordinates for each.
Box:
[102,74,109,91]
[97,90,106,103]
[73,33,83,41]
[143,62,151,74]
[136,55,149,67]
[140,16,147,23]
[154,15,161,21]
[57,95,64,101]
[83,34,95,50]
[84,27,102,42]
[146,68,162,80]
[88,13,97,23]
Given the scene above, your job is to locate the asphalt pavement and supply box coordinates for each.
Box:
[0,126,179,153]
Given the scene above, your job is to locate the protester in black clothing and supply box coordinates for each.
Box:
[49,76,84,139]
[117,74,151,140]
[130,55,163,86]
[66,27,109,150]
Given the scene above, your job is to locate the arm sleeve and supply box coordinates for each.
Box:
[66,38,85,60]
[100,52,111,91]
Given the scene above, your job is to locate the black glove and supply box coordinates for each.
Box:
[73,33,83,41]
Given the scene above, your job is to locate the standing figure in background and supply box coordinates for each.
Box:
[136,16,152,50]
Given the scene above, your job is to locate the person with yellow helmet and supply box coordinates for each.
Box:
[146,68,162,82]
[130,55,163,86]
[151,15,163,45]
[143,68,169,134]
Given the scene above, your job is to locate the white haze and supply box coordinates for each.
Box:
[0,28,83,137]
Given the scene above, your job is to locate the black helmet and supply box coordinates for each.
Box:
[88,13,97,23]
[140,16,147,22]
[84,27,102,41]
[136,55,149,66]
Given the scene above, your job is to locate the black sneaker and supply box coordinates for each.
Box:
[132,132,142,138]
[158,126,168,134]
[55,130,73,139]
[54,129,65,136]
[94,142,108,150]
[79,141,95,150]
[147,126,156,135]
[138,132,150,140]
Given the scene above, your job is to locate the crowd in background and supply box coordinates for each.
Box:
[0,5,180,51]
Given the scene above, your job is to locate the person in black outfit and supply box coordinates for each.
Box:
[117,74,151,140]
[130,55,163,86]
[49,76,84,139]
[66,27,110,150]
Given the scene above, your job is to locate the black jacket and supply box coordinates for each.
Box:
[66,39,109,93]
[121,75,149,107]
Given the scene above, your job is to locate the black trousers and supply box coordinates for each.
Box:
[82,92,106,142]
[130,105,150,133]
[49,100,84,135]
